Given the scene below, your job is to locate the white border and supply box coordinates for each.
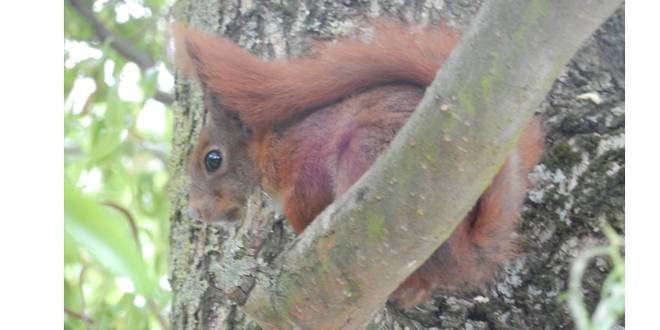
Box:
[627,1,660,328]
[0,1,63,328]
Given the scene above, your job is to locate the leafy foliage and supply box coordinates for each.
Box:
[64,0,174,328]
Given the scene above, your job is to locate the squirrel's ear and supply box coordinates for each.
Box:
[171,23,262,90]
[171,23,213,84]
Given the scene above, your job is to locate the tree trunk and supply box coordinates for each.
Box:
[168,1,624,329]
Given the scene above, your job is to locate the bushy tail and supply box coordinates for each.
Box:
[174,22,459,127]
[391,119,545,308]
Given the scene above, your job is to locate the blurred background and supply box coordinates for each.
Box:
[64,0,174,328]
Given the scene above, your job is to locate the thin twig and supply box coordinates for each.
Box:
[67,0,174,105]
[148,299,171,330]
[128,130,169,163]
[64,307,95,324]
[78,264,88,312]
[102,201,141,253]
[155,89,175,105]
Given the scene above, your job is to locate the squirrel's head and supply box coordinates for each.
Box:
[186,93,259,224]
[174,25,261,224]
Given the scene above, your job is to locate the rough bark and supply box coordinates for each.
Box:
[168,1,624,329]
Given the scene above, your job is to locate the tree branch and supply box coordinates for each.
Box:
[214,0,623,328]
[64,307,95,325]
[154,89,175,105]
[68,0,174,105]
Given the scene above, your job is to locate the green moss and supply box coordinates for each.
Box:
[440,111,460,136]
[578,135,601,155]
[542,64,565,93]
[525,0,550,24]
[278,273,304,318]
[423,152,436,163]
[545,143,583,170]
[512,0,550,47]
[511,24,528,47]
[481,52,501,103]
[458,92,477,119]
[572,148,624,231]
[481,74,493,102]
[317,266,328,285]
[366,213,386,243]
[517,236,537,251]
[272,1,299,30]
[392,145,432,202]
[366,323,380,330]
[249,295,287,326]
[592,149,624,176]
[316,238,336,286]
[555,215,572,233]
[344,276,362,299]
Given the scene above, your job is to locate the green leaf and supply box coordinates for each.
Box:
[141,67,159,100]
[64,279,82,311]
[64,230,80,264]
[88,90,129,163]
[88,126,123,163]
[64,64,80,97]
[64,179,156,297]
[117,293,150,330]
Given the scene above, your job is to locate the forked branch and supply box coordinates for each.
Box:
[211,0,623,328]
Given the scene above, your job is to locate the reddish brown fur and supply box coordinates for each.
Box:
[175,22,458,127]
[177,22,544,309]
[390,119,543,307]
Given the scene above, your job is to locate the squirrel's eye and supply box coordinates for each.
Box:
[204,150,223,172]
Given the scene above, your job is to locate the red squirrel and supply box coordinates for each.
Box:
[175,22,545,309]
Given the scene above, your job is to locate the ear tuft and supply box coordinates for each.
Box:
[170,23,266,89]
[170,23,233,84]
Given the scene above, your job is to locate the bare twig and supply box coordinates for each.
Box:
[128,130,170,163]
[102,201,141,253]
[78,265,88,312]
[64,307,95,324]
[99,201,171,329]
[67,0,174,105]
[148,299,171,330]
[154,89,175,105]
